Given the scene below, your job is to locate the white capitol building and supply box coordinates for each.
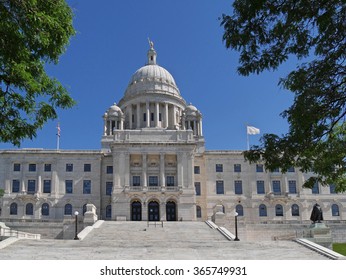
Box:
[0,43,345,239]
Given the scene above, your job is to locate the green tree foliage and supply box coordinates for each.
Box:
[221,0,346,191]
[0,0,76,146]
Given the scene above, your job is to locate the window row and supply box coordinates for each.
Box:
[214,180,336,195]
[216,204,341,217]
[194,164,297,174]
[257,204,341,217]
[11,179,93,194]
[13,163,93,172]
[9,203,91,216]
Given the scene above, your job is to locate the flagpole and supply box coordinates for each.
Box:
[56,122,60,150]
[245,123,249,150]
[57,133,60,150]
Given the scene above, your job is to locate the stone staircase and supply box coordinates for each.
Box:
[0,221,332,260]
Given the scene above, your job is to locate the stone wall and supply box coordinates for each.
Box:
[2,219,86,240]
[222,221,346,243]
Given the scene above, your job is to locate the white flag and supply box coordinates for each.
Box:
[247,126,260,135]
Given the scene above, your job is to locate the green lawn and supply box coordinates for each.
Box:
[333,243,346,256]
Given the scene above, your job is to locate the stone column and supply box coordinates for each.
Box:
[164,103,169,128]
[21,179,26,193]
[199,119,203,136]
[142,154,147,187]
[160,153,165,187]
[120,116,124,130]
[37,175,42,193]
[177,153,183,188]
[187,152,194,188]
[124,153,130,187]
[128,105,133,129]
[136,103,141,129]
[103,117,107,135]
[113,153,120,188]
[155,102,160,127]
[146,102,150,128]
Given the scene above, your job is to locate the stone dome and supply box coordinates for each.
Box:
[106,103,123,117]
[124,45,180,98]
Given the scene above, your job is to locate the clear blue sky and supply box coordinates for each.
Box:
[0,0,295,151]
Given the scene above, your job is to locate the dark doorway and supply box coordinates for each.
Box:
[131,201,142,221]
[166,201,177,221]
[148,201,160,221]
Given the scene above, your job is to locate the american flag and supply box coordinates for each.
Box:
[57,123,61,137]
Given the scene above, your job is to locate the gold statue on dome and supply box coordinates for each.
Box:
[148,37,154,49]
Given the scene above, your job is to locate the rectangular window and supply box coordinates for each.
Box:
[29,164,36,172]
[256,164,264,172]
[234,164,241,172]
[216,180,224,194]
[132,114,135,123]
[133,176,141,186]
[44,164,51,172]
[272,180,281,194]
[84,163,91,172]
[216,164,223,172]
[272,167,280,173]
[166,176,175,187]
[83,180,91,194]
[43,180,51,193]
[288,180,297,194]
[312,181,319,194]
[143,113,146,122]
[106,166,113,174]
[150,112,154,121]
[66,163,73,172]
[65,180,73,194]
[13,163,20,172]
[194,166,200,174]
[28,180,36,193]
[234,180,243,194]
[149,176,158,186]
[257,180,265,194]
[195,182,201,196]
[12,180,20,193]
[330,184,336,194]
[288,166,295,172]
[106,182,113,196]
[159,113,162,122]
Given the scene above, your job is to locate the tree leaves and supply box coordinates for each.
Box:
[222,0,346,191]
[0,0,76,146]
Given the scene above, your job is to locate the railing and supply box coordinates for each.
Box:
[147,221,164,228]
[127,186,181,192]
[0,227,41,240]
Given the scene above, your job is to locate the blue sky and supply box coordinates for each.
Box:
[0,0,295,151]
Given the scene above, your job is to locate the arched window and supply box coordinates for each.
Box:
[332,204,340,216]
[275,204,284,216]
[236,204,244,216]
[41,203,49,216]
[291,204,300,216]
[83,204,87,216]
[259,204,267,217]
[196,205,202,218]
[64,204,72,215]
[10,202,18,215]
[106,205,112,219]
[26,203,34,215]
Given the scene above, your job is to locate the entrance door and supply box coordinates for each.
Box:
[148,201,160,221]
[131,201,142,221]
[166,201,177,221]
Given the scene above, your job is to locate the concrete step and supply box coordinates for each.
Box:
[0,221,330,260]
